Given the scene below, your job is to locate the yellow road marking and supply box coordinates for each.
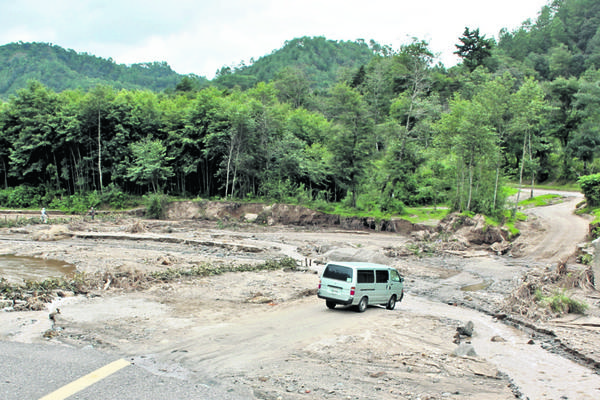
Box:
[39,358,130,400]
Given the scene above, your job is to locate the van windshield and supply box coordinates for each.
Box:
[323,264,353,282]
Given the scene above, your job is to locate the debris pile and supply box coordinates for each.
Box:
[126,220,147,233]
[32,225,72,241]
[0,257,300,311]
[501,261,594,320]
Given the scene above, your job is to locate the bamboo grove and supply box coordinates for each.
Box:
[1,0,600,216]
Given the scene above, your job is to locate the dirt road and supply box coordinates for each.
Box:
[512,189,589,262]
[1,191,600,399]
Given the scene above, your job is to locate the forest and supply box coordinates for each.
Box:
[0,42,191,97]
[0,0,599,218]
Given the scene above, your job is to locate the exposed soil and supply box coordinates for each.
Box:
[1,191,600,400]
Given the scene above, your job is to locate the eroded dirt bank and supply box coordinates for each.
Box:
[1,192,599,399]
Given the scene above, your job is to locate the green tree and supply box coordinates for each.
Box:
[203,90,259,198]
[455,27,495,72]
[273,67,312,109]
[159,94,193,195]
[3,81,62,189]
[326,83,373,207]
[79,85,117,193]
[436,94,498,213]
[375,40,440,208]
[546,76,581,180]
[0,101,11,188]
[182,87,230,196]
[126,136,174,193]
[473,72,515,210]
[510,78,551,208]
[570,70,600,173]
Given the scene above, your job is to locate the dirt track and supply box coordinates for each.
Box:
[1,191,600,399]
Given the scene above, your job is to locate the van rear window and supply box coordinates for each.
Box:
[323,265,353,281]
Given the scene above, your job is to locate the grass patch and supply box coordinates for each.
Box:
[505,210,526,238]
[535,289,588,314]
[518,194,562,207]
[503,186,519,197]
[402,207,451,224]
[483,215,499,227]
[588,208,600,224]
[481,210,527,239]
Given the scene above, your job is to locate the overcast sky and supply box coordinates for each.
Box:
[0,0,549,79]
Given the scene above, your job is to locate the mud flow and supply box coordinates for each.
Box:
[1,190,599,400]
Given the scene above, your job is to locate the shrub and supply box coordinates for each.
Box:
[578,173,600,207]
[538,289,588,314]
[101,184,129,209]
[0,186,44,208]
[145,192,169,219]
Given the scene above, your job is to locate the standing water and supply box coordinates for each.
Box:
[0,255,76,283]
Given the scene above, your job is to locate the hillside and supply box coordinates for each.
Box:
[0,42,191,98]
[496,0,600,80]
[0,37,375,97]
[213,36,376,90]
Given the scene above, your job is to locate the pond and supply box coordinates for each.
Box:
[0,255,76,283]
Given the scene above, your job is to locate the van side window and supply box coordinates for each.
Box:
[323,265,353,282]
[390,269,400,282]
[357,270,374,283]
[375,270,388,283]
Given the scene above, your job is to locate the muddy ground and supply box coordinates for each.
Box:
[1,191,600,400]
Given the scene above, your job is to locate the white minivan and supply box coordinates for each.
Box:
[317,262,404,312]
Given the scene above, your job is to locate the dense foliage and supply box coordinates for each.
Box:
[578,173,600,206]
[213,36,377,91]
[0,42,200,98]
[1,0,600,217]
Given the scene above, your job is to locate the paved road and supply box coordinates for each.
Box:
[0,341,251,400]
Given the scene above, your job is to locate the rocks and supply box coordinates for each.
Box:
[452,343,478,357]
[0,299,13,309]
[25,298,46,311]
[243,213,259,223]
[49,308,60,322]
[246,292,275,304]
[459,321,474,336]
[438,214,508,248]
[454,321,474,344]
[9,227,30,234]
[490,241,512,255]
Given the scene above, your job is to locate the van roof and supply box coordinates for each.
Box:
[326,261,390,268]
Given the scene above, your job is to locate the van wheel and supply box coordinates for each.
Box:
[326,300,336,309]
[357,297,368,313]
[386,295,396,310]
